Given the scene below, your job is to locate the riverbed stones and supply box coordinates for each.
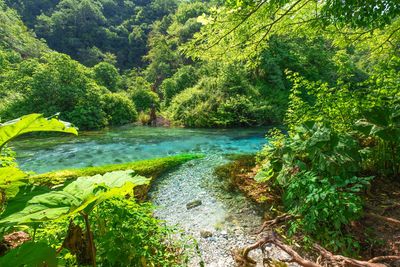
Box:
[149,155,296,266]
[186,200,202,209]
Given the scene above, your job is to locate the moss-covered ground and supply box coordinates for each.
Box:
[30,154,204,198]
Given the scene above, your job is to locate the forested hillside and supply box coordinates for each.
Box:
[1,0,356,129]
[0,0,399,266]
[5,0,176,68]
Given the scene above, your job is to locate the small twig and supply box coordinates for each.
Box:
[256,213,295,234]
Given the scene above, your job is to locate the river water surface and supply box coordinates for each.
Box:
[13,126,292,266]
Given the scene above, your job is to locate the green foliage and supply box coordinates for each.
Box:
[284,171,371,253]
[257,122,362,183]
[0,52,139,129]
[0,114,77,205]
[0,241,57,267]
[167,63,278,127]
[0,147,16,167]
[255,122,375,252]
[285,72,362,132]
[0,113,77,150]
[129,89,160,113]
[291,122,361,177]
[66,85,109,130]
[186,0,399,63]
[92,62,120,92]
[92,198,188,266]
[0,1,48,57]
[320,0,400,29]
[0,171,149,226]
[0,168,149,265]
[102,93,138,126]
[35,198,190,267]
[0,167,27,204]
[9,0,178,69]
[160,65,199,106]
[356,105,400,177]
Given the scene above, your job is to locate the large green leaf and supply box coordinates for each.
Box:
[0,242,57,267]
[0,171,150,225]
[0,113,78,151]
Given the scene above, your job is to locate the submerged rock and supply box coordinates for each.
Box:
[186,200,202,209]
[200,230,213,238]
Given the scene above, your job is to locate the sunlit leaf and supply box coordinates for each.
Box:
[0,171,150,225]
[0,113,78,151]
[0,242,57,267]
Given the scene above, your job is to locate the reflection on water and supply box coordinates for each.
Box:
[12,126,268,173]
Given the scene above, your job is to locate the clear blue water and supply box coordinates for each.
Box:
[12,126,268,174]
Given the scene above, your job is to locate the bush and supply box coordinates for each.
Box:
[102,93,138,126]
[129,88,160,113]
[167,86,213,127]
[167,72,274,127]
[160,65,198,106]
[284,171,370,253]
[255,122,373,253]
[0,52,140,130]
[92,62,120,92]
[34,198,190,266]
[92,198,189,266]
[66,84,108,130]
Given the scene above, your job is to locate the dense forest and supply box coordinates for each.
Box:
[0,0,399,266]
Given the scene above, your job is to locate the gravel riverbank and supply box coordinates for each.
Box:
[149,156,296,266]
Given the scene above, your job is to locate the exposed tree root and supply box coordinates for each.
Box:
[235,218,400,267]
[313,244,398,267]
[365,213,400,227]
[256,213,296,234]
[236,231,320,267]
[382,202,400,215]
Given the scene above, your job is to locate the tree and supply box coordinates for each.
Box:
[186,0,400,62]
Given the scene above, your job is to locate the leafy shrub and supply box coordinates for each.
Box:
[66,85,108,130]
[215,95,271,127]
[167,65,276,127]
[0,52,108,130]
[138,111,151,125]
[356,105,400,177]
[35,198,190,267]
[167,86,214,127]
[92,198,189,266]
[102,93,138,126]
[160,65,198,106]
[0,52,139,130]
[129,88,160,113]
[285,71,360,132]
[284,171,371,253]
[255,122,373,252]
[92,62,120,92]
[256,122,362,183]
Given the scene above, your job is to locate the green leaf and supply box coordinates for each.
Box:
[0,167,27,199]
[254,168,274,183]
[0,171,150,225]
[0,242,57,267]
[0,114,78,151]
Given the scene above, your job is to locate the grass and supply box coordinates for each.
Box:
[31,154,204,187]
